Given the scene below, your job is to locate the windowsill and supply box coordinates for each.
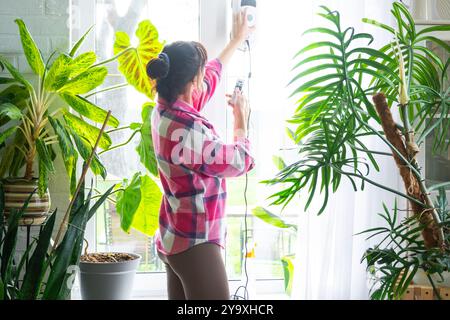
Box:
[70,277,290,300]
[71,289,291,300]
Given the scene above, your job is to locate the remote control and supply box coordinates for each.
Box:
[232,79,244,104]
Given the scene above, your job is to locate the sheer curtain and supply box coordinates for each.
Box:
[285,0,402,300]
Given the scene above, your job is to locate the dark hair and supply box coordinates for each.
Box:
[146,41,208,105]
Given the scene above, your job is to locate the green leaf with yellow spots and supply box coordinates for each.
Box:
[114,20,164,99]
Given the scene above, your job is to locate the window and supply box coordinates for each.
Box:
[424,39,450,190]
[415,27,450,193]
[71,0,300,296]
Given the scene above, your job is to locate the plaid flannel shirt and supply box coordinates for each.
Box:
[151,58,255,255]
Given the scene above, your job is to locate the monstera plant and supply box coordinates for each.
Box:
[263,2,450,299]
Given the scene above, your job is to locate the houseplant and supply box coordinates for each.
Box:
[77,19,164,300]
[0,19,119,224]
[0,18,164,300]
[0,114,115,300]
[262,2,449,299]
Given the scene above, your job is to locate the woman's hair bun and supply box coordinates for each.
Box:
[146,52,170,80]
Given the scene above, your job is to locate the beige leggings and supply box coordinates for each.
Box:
[157,242,230,300]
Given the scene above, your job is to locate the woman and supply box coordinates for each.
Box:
[147,12,255,300]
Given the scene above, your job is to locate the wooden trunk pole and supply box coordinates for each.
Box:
[372,93,443,249]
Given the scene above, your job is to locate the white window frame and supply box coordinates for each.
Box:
[70,0,287,299]
[415,25,450,202]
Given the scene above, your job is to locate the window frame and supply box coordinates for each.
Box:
[71,0,288,299]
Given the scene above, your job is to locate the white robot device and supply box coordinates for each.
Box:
[231,0,256,50]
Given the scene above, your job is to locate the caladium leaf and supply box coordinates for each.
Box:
[136,102,158,176]
[61,94,119,128]
[58,66,107,95]
[113,20,164,99]
[116,173,162,236]
[62,110,112,150]
[15,19,45,76]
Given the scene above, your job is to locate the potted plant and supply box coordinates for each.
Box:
[262,2,450,299]
[0,19,120,224]
[0,115,115,300]
[77,19,164,300]
[0,18,164,300]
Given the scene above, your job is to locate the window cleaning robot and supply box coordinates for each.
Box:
[232,0,257,51]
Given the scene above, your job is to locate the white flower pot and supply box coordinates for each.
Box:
[78,253,141,300]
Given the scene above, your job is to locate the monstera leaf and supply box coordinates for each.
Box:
[116,173,162,236]
[113,20,164,99]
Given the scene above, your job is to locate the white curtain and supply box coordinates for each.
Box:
[285,0,404,300]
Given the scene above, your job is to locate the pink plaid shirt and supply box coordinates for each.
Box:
[151,59,255,256]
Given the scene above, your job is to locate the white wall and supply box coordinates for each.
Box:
[0,0,71,248]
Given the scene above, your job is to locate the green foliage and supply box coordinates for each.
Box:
[263,6,400,214]
[252,207,297,232]
[114,20,164,99]
[0,19,115,195]
[264,2,450,299]
[360,195,450,300]
[116,172,162,236]
[136,102,159,176]
[281,255,295,296]
[363,3,450,153]
[0,181,114,300]
[14,19,45,76]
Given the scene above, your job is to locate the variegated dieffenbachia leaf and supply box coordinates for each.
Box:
[44,54,72,91]
[62,110,112,150]
[58,66,107,95]
[45,52,98,92]
[0,103,22,120]
[0,57,33,93]
[0,127,17,145]
[15,19,45,76]
[48,116,78,195]
[61,94,119,128]
[68,52,97,78]
[113,20,164,99]
[70,131,107,180]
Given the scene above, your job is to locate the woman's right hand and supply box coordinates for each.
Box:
[226,90,249,137]
[231,8,256,45]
